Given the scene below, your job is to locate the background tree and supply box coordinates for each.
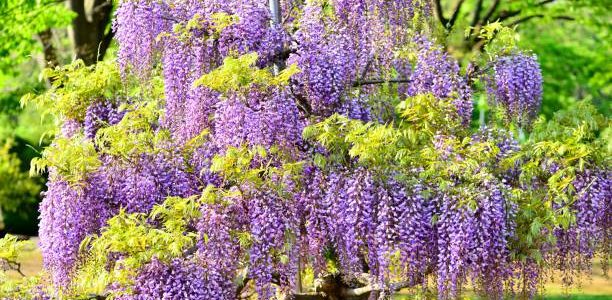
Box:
[433,0,611,120]
[0,0,117,235]
[68,0,115,65]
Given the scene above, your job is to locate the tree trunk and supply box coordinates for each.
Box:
[38,29,59,68]
[69,0,114,65]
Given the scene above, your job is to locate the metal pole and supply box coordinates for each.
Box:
[269,0,282,25]
[268,0,284,74]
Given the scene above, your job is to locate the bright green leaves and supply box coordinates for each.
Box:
[303,93,466,169]
[21,61,122,123]
[345,122,402,166]
[303,114,354,165]
[150,195,202,232]
[0,234,34,266]
[510,101,610,205]
[76,196,202,296]
[211,145,303,193]
[95,100,169,159]
[193,53,300,93]
[396,93,465,136]
[0,0,74,71]
[211,146,263,183]
[303,114,405,167]
[0,235,42,299]
[21,59,172,180]
[420,136,497,179]
[30,134,100,184]
[501,100,610,262]
[210,13,240,36]
[163,12,239,43]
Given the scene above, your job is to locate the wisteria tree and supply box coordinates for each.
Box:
[1,0,610,299]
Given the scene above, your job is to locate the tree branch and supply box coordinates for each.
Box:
[448,0,466,28]
[289,81,312,117]
[1,258,25,277]
[495,9,521,22]
[37,29,59,68]
[507,14,575,27]
[97,30,115,62]
[495,0,559,23]
[480,0,500,25]
[432,0,448,27]
[283,273,420,300]
[94,0,113,62]
[352,78,411,87]
[471,0,484,27]
[537,0,557,6]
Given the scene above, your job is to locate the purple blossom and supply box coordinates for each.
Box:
[124,258,210,300]
[486,53,543,127]
[408,36,473,125]
[84,100,125,139]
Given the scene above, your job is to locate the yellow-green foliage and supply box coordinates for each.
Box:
[509,101,610,206]
[500,101,610,262]
[303,94,468,169]
[193,53,300,93]
[21,59,170,182]
[95,100,169,159]
[0,235,33,264]
[396,94,465,135]
[210,145,304,193]
[20,60,122,122]
[163,12,239,42]
[0,235,44,300]
[464,22,520,58]
[210,12,240,36]
[75,195,202,296]
[30,134,100,184]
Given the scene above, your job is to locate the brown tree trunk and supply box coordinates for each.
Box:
[38,29,59,68]
[69,0,114,65]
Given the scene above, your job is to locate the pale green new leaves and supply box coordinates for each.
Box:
[95,100,170,159]
[303,94,467,168]
[0,234,34,264]
[210,145,303,193]
[0,235,43,299]
[21,61,122,123]
[501,101,609,237]
[508,101,610,206]
[30,134,100,184]
[75,196,202,296]
[161,12,239,43]
[193,53,300,93]
[396,93,465,136]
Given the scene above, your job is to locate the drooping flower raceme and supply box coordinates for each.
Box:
[486,53,543,127]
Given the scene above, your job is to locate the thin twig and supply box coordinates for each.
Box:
[507,14,574,27]
[481,0,500,24]
[432,0,448,26]
[352,78,412,87]
[471,0,484,27]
